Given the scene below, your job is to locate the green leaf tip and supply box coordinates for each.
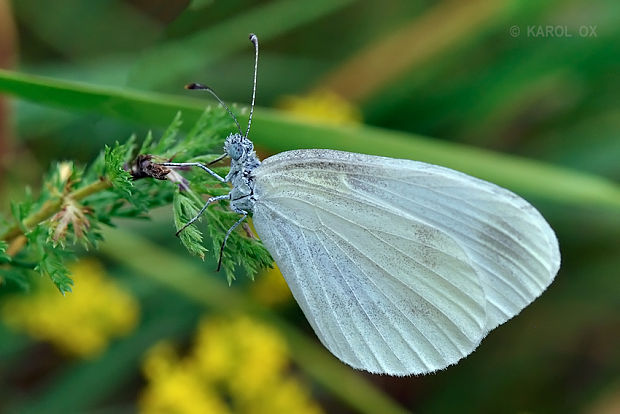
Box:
[104,142,133,198]
[34,248,74,294]
[173,191,208,260]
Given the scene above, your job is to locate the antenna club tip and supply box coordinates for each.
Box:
[185,82,206,90]
[249,33,258,43]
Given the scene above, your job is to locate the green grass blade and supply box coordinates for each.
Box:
[129,0,358,88]
[1,68,619,209]
[0,69,198,126]
[252,115,620,210]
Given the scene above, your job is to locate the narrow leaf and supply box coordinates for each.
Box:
[1,69,619,210]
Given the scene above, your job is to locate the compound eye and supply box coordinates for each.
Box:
[228,143,244,160]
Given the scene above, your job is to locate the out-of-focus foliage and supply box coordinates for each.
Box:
[1,258,138,357]
[251,264,293,306]
[0,0,619,413]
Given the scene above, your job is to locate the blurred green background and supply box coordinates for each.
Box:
[0,0,619,413]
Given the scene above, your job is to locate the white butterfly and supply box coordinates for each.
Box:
[161,34,560,376]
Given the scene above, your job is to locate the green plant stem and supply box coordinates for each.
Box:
[0,178,112,245]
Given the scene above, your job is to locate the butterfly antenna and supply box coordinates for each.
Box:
[245,33,259,138]
[207,153,227,166]
[185,83,243,136]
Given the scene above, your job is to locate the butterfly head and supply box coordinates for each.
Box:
[224,133,254,162]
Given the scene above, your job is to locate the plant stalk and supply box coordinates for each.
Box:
[0,178,112,247]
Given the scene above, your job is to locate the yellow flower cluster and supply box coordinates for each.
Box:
[1,259,139,357]
[277,90,362,126]
[140,315,323,414]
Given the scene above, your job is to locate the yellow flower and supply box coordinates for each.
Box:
[140,366,231,414]
[139,315,323,414]
[1,258,139,357]
[237,378,324,414]
[142,340,179,381]
[193,316,288,399]
[277,90,362,126]
[250,264,293,306]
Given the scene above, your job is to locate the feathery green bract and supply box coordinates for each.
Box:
[138,130,154,155]
[35,250,74,295]
[28,227,74,294]
[156,108,273,283]
[173,190,208,260]
[10,196,33,233]
[104,142,133,198]
[0,110,274,292]
[152,111,183,156]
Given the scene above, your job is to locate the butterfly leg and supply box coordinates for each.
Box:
[176,193,230,236]
[217,210,248,271]
[159,162,227,183]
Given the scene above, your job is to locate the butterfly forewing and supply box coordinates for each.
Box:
[251,149,560,375]
[255,150,559,332]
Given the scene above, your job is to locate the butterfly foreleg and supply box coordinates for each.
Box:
[160,162,227,183]
[217,209,248,271]
[176,193,230,236]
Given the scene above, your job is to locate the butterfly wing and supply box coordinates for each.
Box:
[251,149,560,375]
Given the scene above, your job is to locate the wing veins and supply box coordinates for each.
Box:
[348,173,546,269]
[298,230,380,369]
[370,223,531,305]
[264,181,534,313]
[265,167,549,280]
[312,230,405,372]
[320,228,465,368]
[318,211,480,347]
[355,177,549,286]
[268,222,352,362]
[273,196,483,323]
[368,228,485,328]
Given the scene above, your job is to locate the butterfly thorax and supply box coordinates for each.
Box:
[224,133,261,213]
